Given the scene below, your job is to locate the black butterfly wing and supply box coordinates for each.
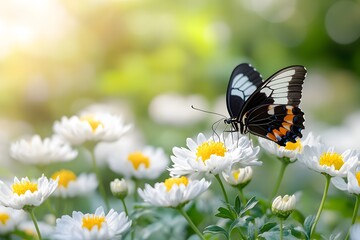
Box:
[226,63,263,119]
[239,65,307,117]
[240,65,307,145]
[245,104,305,146]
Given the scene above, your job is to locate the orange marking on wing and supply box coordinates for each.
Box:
[279,127,288,135]
[267,133,277,142]
[282,122,292,130]
[272,129,283,138]
[284,115,294,123]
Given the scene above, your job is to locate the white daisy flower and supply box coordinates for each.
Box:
[94,130,144,167]
[272,194,296,219]
[0,206,26,234]
[52,206,131,240]
[332,160,360,195]
[51,170,98,198]
[258,132,321,162]
[108,146,169,180]
[138,176,211,207]
[10,135,78,165]
[222,166,253,187]
[169,133,261,178]
[297,144,358,177]
[230,134,261,169]
[0,174,58,209]
[53,113,131,145]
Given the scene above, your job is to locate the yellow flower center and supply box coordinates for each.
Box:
[356,172,360,187]
[12,180,38,196]
[319,152,344,170]
[82,215,106,231]
[164,176,189,191]
[51,170,77,188]
[0,213,10,225]
[196,141,226,162]
[232,169,241,180]
[81,116,104,132]
[127,151,150,170]
[283,139,302,151]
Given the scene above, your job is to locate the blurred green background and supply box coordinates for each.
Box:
[1,0,360,137]
[1,2,360,171]
[1,0,360,237]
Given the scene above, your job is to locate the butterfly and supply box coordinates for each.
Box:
[225,63,307,146]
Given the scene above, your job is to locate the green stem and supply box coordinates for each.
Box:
[238,187,246,205]
[215,174,235,218]
[310,174,331,237]
[236,187,247,239]
[177,207,205,240]
[215,174,230,205]
[271,160,289,199]
[235,227,247,240]
[351,195,360,225]
[345,195,360,240]
[120,198,129,216]
[280,219,283,240]
[90,149,110,210]
[26,207,42,240]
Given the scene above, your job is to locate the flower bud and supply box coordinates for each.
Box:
[110,178,128,199]
[222,166,253,188]
[272,194,296,219]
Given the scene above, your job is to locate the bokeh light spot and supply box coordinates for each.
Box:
[325,1,360,44]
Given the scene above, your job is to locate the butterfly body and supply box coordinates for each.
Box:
[225,63,307,146]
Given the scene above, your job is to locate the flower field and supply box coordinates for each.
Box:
[0,1,360,239]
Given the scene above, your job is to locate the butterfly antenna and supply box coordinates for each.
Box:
[211,119,222,142]
[191,105,227,119]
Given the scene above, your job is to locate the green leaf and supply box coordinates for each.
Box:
[229,218,241,235]
[291,209,305,224]
[259,222,277,233]
[258,231,281,240]
[304,215,315,239]
[240,197,258,216]
[230,217,251,231]
[204,225,229,239]
[215,207,233,219]
[247,222,255,240]
[228,204,238,219]
[291,226,306,239]
[235,195,241,213]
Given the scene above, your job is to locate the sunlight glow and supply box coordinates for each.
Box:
[0,0,75,57]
